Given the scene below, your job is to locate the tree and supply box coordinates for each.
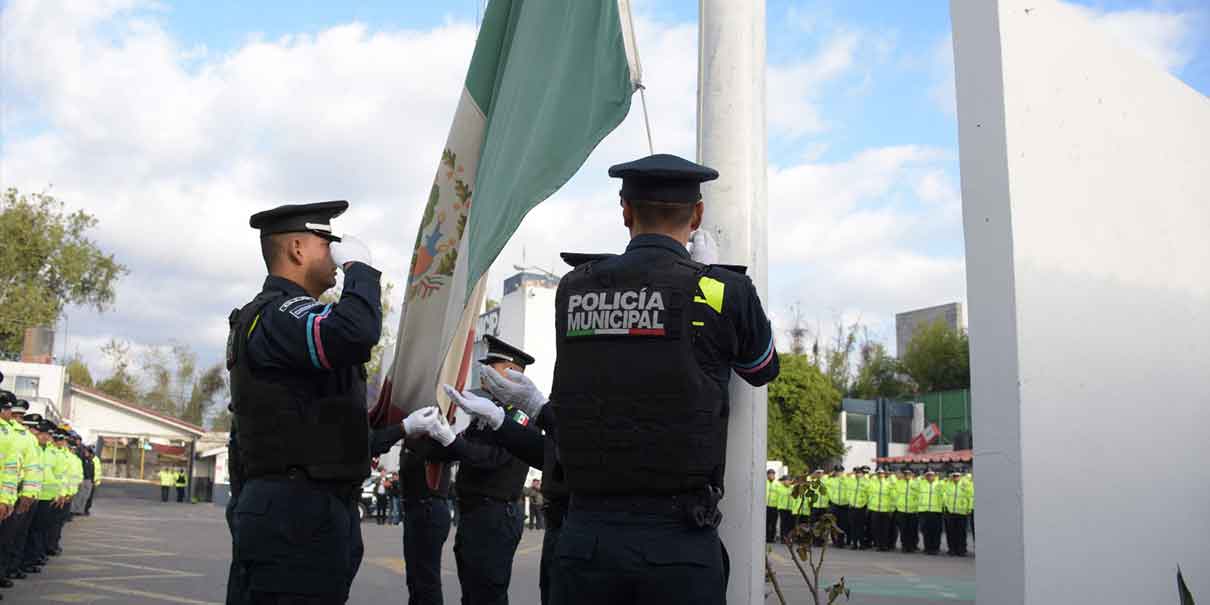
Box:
[899,319,970,394]
[95,339,140,402]
[0,188,127,353]
[181,363,225,426]
[65,354,94,387]
[767,353,845,474]
[851,342,911,400]
[822,322,858,396]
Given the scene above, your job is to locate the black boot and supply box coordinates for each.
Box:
[7,571,26,580]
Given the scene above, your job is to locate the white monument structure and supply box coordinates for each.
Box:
[952,1,1209,603]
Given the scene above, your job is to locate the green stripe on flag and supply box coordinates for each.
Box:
[463,0,634,301]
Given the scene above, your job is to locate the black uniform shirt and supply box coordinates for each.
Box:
[244,262,382,373]
[591,234,780,388]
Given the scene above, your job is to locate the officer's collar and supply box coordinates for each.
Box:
[263,274,310,297]
[626,233,690,259]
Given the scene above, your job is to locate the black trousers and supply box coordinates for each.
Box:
[177,486,187,502]
[764,506,778,543]
[85,484,97,513]
[375,495,389,525]
[48,502,70,551]
[528,505,545,530]
[778,509,794,540]
[453,498,523,605]
[552,510,727,605]
[945,514,969,555]
[829,505,849,547]
[403,498,451,605]
[920,512,943,553]
[23,500,53,565]
[539,504,566,605]
[898,513,919,552]
[848,507,867,548]
[870,511,893,550]
[162,486,171,502]
[5,504,35,572]
[232,478,363,601]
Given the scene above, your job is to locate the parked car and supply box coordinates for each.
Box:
[358,478,376,521]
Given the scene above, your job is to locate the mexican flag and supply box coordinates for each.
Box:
[370,0,641,433]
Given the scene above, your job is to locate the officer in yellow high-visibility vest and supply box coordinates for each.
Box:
[867,468,897,551]
[85,453,102,515]
[826,466,849,548]
[776,475,794,542]
[893,468,921,552]
[23,417,60,571]
[4,401,42,580]
[847,466,872,549]
[918,468,946,555]
[764,469,779,543]
[942,470,974,556]
[158,468,174,503]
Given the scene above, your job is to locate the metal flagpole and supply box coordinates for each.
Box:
[698,1,768,604]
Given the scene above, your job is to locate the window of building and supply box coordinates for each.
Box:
[13,376,39,398]
[846,412,870,441]
[890,416,912,444]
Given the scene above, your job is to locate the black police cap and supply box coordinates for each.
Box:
[0,390,15,406]
[608,154,719,204]
[479,335,535,367]
[11,398,29,412]
[249,200,348,241]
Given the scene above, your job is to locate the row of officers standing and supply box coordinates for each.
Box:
[225,154,780,604]
[765,466,975,557]
[0,384,102,601]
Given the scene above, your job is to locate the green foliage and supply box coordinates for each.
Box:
[65,355,94,387]
[823,323,858,395]
[320,281,395,381]
[768,354,845,474]
[770,476,851,605]
[851,342,911,400]
[899,319,970,394]
[485,299,500,310]
[0,188,127,352]
[94,339,140,402]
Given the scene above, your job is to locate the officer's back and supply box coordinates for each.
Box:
[550,154,779,605]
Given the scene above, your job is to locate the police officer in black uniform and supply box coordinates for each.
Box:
[225,201,443,604]
[424,336,539,605]
[547,154,780,605]
[398,444,452,605]
[446,355,565,605]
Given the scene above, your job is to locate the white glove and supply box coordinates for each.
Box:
[479,364,546,418]
[688,229,719,265]
[425,412,457,446]
[443,384,504,430]
[402,406,441,438]
[331,234,373,268]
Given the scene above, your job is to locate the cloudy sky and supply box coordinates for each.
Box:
[3,0,1208,379]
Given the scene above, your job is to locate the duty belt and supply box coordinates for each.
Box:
[256,467,360,502]
[570,487,724,528]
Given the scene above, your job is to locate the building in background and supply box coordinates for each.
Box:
[470,269,559,397]
[895,302,966,356]
[0,359,66,421]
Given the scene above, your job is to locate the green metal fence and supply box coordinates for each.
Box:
[918,389,972,444]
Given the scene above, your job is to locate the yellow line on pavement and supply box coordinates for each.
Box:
[53,572,205,582]
[59,579,222,605]
[366,556,405,575]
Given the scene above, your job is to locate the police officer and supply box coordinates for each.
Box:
[546,154,780,605]
[826,466,849,548]
[942,470,973,556]
[918,468,945,555]
[764,469,779,543]
[2,400,38,582]
[868,467,895,551]
[447,357,567,605]
[21,417,58,573]
[423,336,538,605]
[226,200,443,604]
[158,467,174,502]
[397,444,453,605]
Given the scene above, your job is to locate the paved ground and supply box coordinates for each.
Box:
[3,491,974,604]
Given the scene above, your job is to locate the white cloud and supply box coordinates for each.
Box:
[2,0,972,376]
[1068,4,1200,73]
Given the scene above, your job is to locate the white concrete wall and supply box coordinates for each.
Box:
[952,1,1210,603]
[69,391,198,443]
[522,285,557,396]
[0,360,66,417]
[843,440,876,471]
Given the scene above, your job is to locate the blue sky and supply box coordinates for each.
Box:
[2,0,1207,381]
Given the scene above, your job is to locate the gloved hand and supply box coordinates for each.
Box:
[402,406,442,438]
[330,234,373,269]
[443,384,504,430]
[425,413,456,446]
[479,364,546,418]
[688,229,719,265]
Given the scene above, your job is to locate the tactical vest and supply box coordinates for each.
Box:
[227,290,370,482]
[552,254,726,495]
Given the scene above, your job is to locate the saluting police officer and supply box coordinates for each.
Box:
[422,336,538,605]
[225,201,443,604]
[547,154,780,605]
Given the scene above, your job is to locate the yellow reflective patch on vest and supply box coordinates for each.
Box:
[694,277,725,314]
[247,313,261,337]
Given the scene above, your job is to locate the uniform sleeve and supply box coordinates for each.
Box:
[20,441,41,498]
[247,262,383,371]
[370,424,405,456]
[728,278,779,387]
[429,433,517,471]
[492,419,546,469]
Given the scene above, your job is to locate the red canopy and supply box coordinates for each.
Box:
[874,449,973,464]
